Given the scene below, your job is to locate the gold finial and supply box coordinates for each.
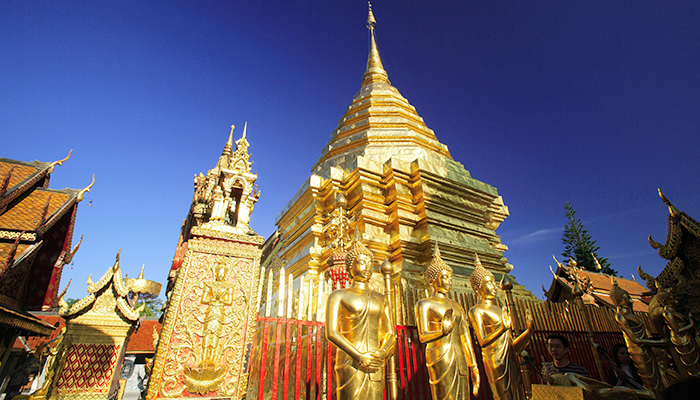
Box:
[552,255,564,270]
[138,263,145,279]
[658,188,681,220]
[362,1,389,86]
[76,174,95,202]
[609,276,627,306]
[242,121,247,138]
[223,125,235,157]
[367,2,376,29]
[65,235,83,264]
[48,149,72,173]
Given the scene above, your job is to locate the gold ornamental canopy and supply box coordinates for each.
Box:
[125,263,162,299]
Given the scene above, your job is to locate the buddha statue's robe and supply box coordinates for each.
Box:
[330,288,393,400]
[417,299,476,400]
[469,304,525,400]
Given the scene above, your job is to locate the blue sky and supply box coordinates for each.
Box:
[2,1,699,301]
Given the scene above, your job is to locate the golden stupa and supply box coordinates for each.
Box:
[270,5,533,325]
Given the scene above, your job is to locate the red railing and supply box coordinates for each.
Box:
[246,314,632,399]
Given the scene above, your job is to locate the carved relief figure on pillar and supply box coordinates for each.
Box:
[468,254,532,400]
[325,238,396,400]
[183,262,236,394]
[415,244,480,400]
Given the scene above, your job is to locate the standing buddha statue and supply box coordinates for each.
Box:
[468,254,532,400]
[415,244,480,400]
[325,239,396,400]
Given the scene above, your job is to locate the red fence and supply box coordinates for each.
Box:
[246,317,644,400]
[247,318,509,400]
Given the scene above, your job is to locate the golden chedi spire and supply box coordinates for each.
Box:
[312,3,451,175]
[362,3,389,86]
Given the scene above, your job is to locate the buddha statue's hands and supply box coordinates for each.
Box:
[503,309,512,329]
[441,308,455,335]
[471,366,480,396]
[358,351,385,370]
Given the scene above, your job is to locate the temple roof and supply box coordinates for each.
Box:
[12,313,162,354]
[0,156,92,270]
[546,264,649,312]
[311,6,452,175]
[0,188,73,231]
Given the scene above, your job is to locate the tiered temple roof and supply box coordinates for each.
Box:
[0,154,91,337]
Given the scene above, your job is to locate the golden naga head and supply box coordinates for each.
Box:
[345,238,373,273]
[609,276,630,307]
[469,253,493,293]
[425,243,452,286]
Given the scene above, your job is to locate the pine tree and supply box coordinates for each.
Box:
[561,202,617,275]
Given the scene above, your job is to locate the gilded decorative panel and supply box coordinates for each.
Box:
[147,234,263,400]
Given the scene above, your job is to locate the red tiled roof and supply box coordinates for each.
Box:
[0,161,41,192]
[576,269,647,296]
[126,319,162,354]
[0,189,71,231]
[0,242,31,266]
[13,314,161,354]
[549,266,650,312]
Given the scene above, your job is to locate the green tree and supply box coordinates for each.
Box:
[561,202,617,275]
[136,297,164,317]
[64,298,80,308]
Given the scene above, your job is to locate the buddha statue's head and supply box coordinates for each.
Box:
[426,244,453,294]
[345,239,374,283]
[470,254,496,299]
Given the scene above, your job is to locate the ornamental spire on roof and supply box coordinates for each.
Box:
[362,3,389,86]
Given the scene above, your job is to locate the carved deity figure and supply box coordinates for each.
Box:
[201,262,234,366]
[325,239,396,400]
[415,245,480,400]
[184,262,234,394]
[468,255,532,400]
[610,277,670,394]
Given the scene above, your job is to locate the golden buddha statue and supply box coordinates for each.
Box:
[609,277,670,394]
[326,239,396,400]
[468,254,532,400]
[415,245,480,400]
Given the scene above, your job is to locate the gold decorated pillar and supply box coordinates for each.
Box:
[146,124,264,400]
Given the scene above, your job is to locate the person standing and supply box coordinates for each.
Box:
[608,343,645,389]
[541,334,590,380]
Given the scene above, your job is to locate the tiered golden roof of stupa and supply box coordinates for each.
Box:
[312,6,451,177]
